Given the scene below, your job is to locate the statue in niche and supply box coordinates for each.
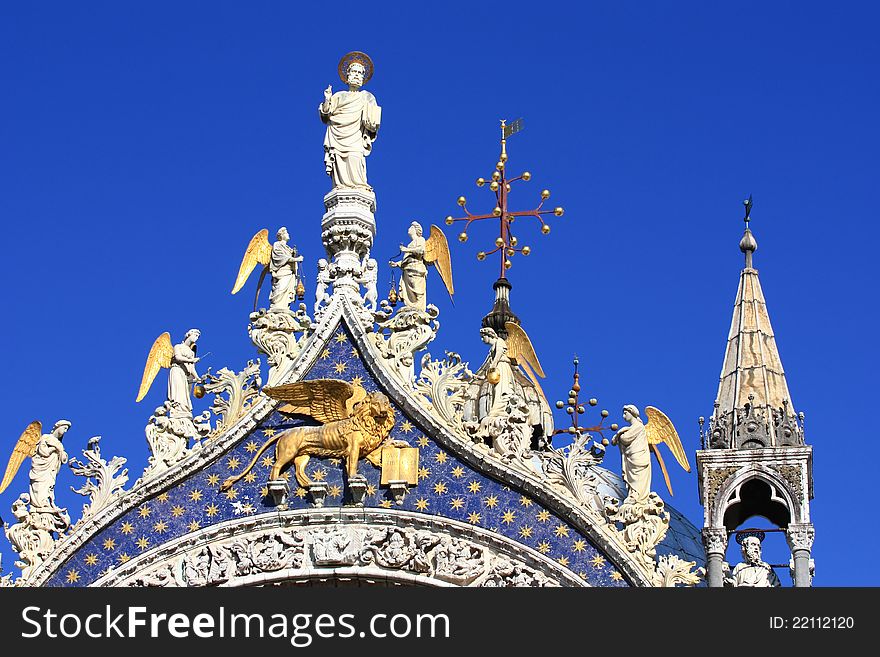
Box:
[360,257,379,311]
[315,258,334,313]
[388,222,454,312]
[725,534,781,587]
[319,51,381,191]
[232,227,304,312]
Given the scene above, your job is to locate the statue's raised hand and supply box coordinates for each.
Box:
[324,85,333,102]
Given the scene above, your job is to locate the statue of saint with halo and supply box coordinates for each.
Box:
[319,51,382,191]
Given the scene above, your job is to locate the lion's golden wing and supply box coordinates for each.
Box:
[504,322,546,378]
[265,379,355,424]
[136,332,173,402]
[645,405,691,472]
[231,229,272,295]
[0,420,42,495]
[424,225,454,297]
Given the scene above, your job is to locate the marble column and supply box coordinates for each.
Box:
[786,524,815,587]
[702,526,728,588]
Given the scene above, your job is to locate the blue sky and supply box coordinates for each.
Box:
[1,1,877,585]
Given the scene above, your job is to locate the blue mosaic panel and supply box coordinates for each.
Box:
[47,325,629,587]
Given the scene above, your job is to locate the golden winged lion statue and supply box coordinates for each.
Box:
[221,379,402,490]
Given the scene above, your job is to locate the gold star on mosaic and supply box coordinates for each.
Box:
[84,554,98,566]
[245,441,259,453]
[501,510,516,525]
[66,569,80,583]
[350,347,359,358]
[554,524,570,538]
[153,520,168,534]
[120,522,134,535]
[240,503,256,514]
[189,489,203,502]
[536,510,551,523]
[467,512,481,524]
[366,484,376,496]
[537,541,551,554]
[415,498,429,511]
[244,471,257,483]
[261,455,274,468]
[320,349,331,360]
[188,520,201,532]
[294,487,308,499]
[168,505,184,517]
[451,466,465,479]
[329,484,343,498]
[519,496,533,507]
[312,468,327,482]
[351,375,363,386]
[281,471,291,481]
[434,452,448,464]
[468,481,482,494]
[590,555,606,569]
[418,467,430,481]
[157,493,169,503]
[610,571,623,582]
[416,436,429,447]
[224,487,238,500]
[138,505,150,518]
[558,556,570,567]
[119,553,131,564]
[227,456,241,471]
[136,537,150,550]
[379,500,393,508]
[207,473,221,487]
[329,458,341,466]
[433,482,447,495]
[334,332,347,344]
[260,486,269,497]
[519,526,533,539]
[450,497,464,510]
[103,538,116,551]
[263,428,277,438]
[400,420,414,433]
[334,361,348,374]
[484,495,499,508]
[579,571,587,579]
[573,539,587,553]
[205,503,220,517]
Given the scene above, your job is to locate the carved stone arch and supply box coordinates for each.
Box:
[710,466,798,531]
[93,509,587,588]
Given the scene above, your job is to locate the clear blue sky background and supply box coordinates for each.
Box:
[1,2,877,585]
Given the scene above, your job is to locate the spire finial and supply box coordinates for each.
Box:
[739,195,757,268]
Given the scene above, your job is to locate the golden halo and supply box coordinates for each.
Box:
[338,51,374,84]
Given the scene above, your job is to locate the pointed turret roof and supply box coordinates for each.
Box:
[716,218,795,416]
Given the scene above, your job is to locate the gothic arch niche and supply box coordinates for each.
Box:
[722,478,791,531]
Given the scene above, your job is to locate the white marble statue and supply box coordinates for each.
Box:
[479,328,516,417]
[315,258,333,313]
[725,535,781,587]
[168,329,201,418]
[390,222,428,310]
[360,257,379,311]
[319,52,381,190]
[28,420,71,514]
[611,405,651,503]
[269,227,304,311]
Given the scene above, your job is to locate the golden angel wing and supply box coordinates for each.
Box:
[0,420,42,495]
[231,229,272,295]
[264,379,358,424]
[136,332,173,402]
[504,322,546,378]
[424,225,454,297]
[645,406,691,472]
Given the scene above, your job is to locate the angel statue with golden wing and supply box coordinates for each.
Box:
[231,227,304,312]
[389,222,454,312]
[1,420,71,521]
[136,329,202,418]
[611,405,691,501]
